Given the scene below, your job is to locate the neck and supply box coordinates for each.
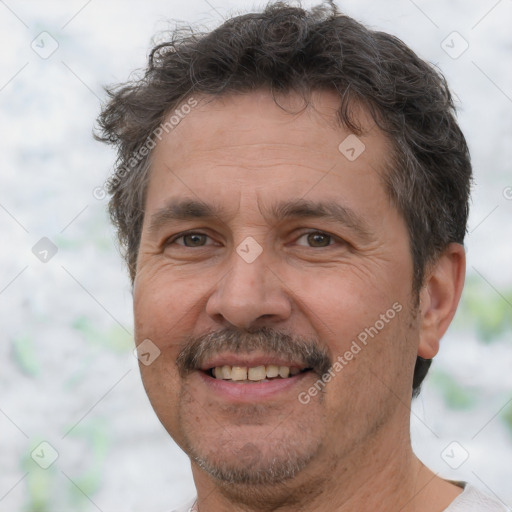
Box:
[190,415,457,512]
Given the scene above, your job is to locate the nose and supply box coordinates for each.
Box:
[205,245,292,330]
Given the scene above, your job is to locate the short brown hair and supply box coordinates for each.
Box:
[95,1,472,395]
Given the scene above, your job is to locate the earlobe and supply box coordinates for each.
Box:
[417,243,466,359]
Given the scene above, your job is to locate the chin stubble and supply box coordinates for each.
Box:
[176,327,330,486]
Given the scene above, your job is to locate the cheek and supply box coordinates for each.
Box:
[133,270,198,441]
[294,266,415,398]
[290,265,406,347]
[136,350,189,445]
[133,264,212,347]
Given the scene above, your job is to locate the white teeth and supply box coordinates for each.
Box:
[248,366,266,381]
[266,364,279,378]
[231,366,248,381]
[210,364,305,381]
[221,365,232,379]
[278,366,290,378]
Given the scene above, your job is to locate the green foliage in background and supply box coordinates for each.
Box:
[14,314,130,511]
[429,370,479,410]
[22,421,110,512]
[12,335,41,377]
[21,445,57,512]
[501,401,512,438]
[454,276,512,343]
[64,419,110,511]
[72,315,133,354]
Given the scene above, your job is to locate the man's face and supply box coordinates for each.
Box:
[133,90,419,486]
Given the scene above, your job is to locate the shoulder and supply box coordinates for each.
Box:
[444,484,510,512]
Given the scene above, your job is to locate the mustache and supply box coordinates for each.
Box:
[176,326,332,377]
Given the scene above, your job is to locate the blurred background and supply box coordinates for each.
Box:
[0,0,511,510]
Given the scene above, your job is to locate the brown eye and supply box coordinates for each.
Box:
[310,232,332,247]
[170,232,211,247]
[296,231,334,248]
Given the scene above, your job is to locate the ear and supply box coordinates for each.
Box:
[417,243,466,359]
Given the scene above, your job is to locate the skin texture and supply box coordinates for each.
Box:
[133,90,466,511]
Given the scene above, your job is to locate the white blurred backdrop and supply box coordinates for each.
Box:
[1,0,511,510]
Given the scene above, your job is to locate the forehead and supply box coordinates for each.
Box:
[144,89,394,224]
[152,90,389,168]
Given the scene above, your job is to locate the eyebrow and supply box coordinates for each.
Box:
[269,199,372,241]
[147,198,373,241]
[148,199,222,235]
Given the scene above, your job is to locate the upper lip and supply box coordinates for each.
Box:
[198,353,308,371]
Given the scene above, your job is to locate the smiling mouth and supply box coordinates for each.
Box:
[205,364,312,383]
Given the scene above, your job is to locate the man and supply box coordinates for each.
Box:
[96,2,509,510]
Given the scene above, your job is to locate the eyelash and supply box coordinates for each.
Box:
[166,232,216,247]
[166,230,343,248]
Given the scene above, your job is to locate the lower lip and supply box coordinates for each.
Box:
[197,370,312,402]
